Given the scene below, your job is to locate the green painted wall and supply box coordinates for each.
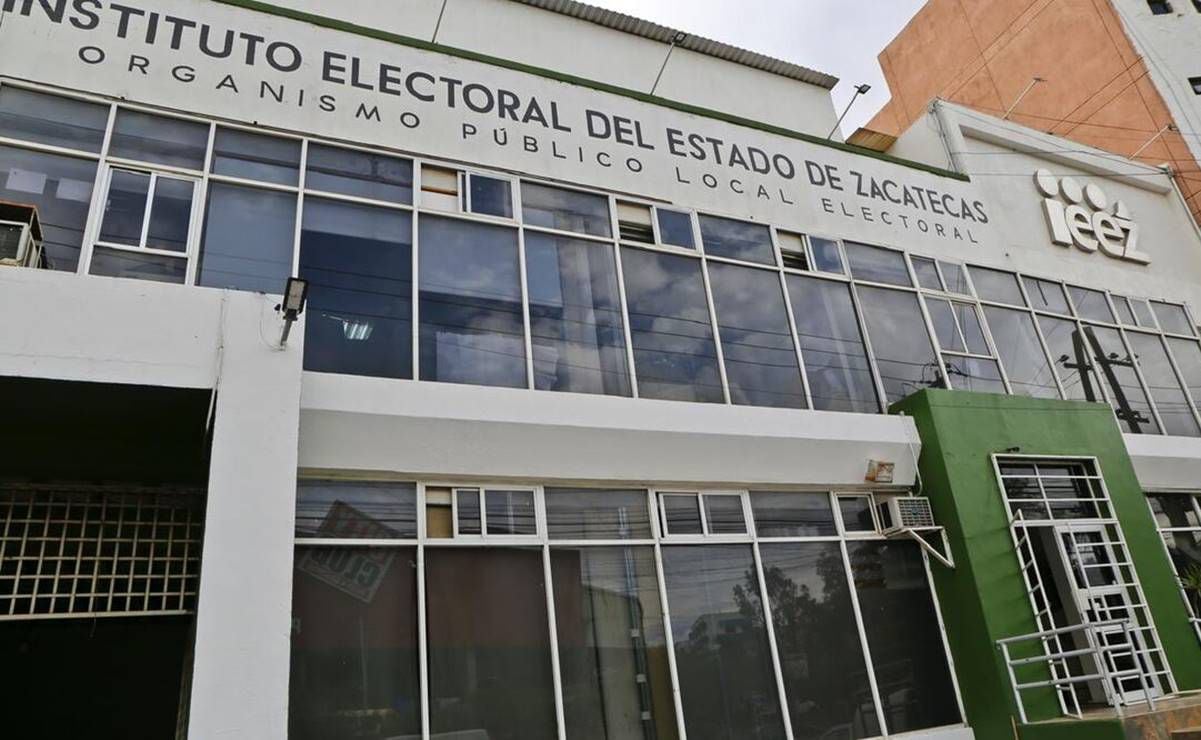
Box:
[891,390,1201,740]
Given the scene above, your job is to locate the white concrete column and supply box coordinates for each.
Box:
[187,292,305,740]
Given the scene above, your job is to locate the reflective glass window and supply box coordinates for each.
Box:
[838,496,875,532]
[198,182,296,293]
[544,488,652,540]
[299,198,412,379]
[1086,326,1159,434]
[1149,494,1200,529]
[290,546,421,740]
[1153,302,1195,336]
[1126,332,1199,436]
[418,216,526,388]
[708,262,806,408]
[938,261,970,295]
[1168,338,1201,415]
[1023,277,1070,314]
[662,494,703,535]
[786,275,879,413]
[525,232,631,396]
[1162,531,1201,616]
[808,236,844,274]
[662,544,786,740]
[911,256,942,290]
[760,542,881,739]
[0,145,96,271]
[856,285,941,404]
[426,548,557,740]
[97,171,194,254]
[212,128,301,185]
[944,356,1007,394]
[109,109,208,169]
[1131,298,1156,328]
[1038,315,1103,402]
[845,242,910,286]
[704,494,746,534]
[521,182,611,237]
[456,489,482,535]
[98,170,150,246]
[983,306,1060,398]
[89,247,185,284]
[657,208,694,249]
[925,298,962,352]
[1112,295,1138,326]
[698,214,775,265]
[468,174,512,218]
[0,87,108,152]
[969,266,1024,305]
[484,489,537,535]
[146,176,194,252]
[551,546,678,740]
[751,492,836,537]
[620,248,724,403]
[1069,286,1115,323]
[305,144,412,203]
[955,302,989,354]
[848,540,961,734]
[295,480,417,539]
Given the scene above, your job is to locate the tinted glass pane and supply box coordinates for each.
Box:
[657,208,694,248]
[1168,338,1201,415]
[956,303,989,354]
[484,489,537,535]
[857,286,941,404]
[1112,296,1138,326]
[295,480,417,539]
[750,492,836,537]
[545,488,652,539]
[838,496,875,532]
[620,248,724,403]
[808,237,843,274]
[426,548,557,740]
[939,261,970,295]
[526,233,630,396]
[299,198,412,379]
[1069,286,1115,323]
[704,495,746,534]
[848,540,960,734]
[98,169,149,246]
[845,242,910,286]
[760,542,881,739]
[983,306,1059,398]
[1127,332,1199,437]
[708,262,806,408]
[198,183,296,293]
[418,216,526,387]
[661,545,786,740]
[969,266,1024,305]
[698,214,774,265]
[0,145,96,271]
[146,177,193,252]
[552,546,678,740]
[0,87,108,152]
[1039,315,1103,402]
[521,182,611,236]
[456,489,481,535]
[89,247,185,284]
[1153,302,1194,336]
[911,256,942,290]
[467,175,512,217]
[925,298,963,352]
[661,494,702,535]
[290,546,420,740]
[1131,298,1156,328]
[212,128,300,185]
[1149,494,1200,529]
[1024,277,1069,314]
[944,356,1007,394]
[1086,326,1159,434]
[305,144,413,203]
[109,109,208,169]
[1163,532,1201,614]
[786,275,878,413]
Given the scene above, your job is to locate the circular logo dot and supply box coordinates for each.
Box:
[1084,183,1108,211]
[1059,177,1083,204]
[1034,168,1059,197]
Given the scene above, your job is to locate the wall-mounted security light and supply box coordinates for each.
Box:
[671,31,688,44]
[277,277,309,348]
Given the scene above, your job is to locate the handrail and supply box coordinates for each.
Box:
[997,619,1157,725]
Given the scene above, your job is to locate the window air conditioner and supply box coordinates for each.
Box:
[875,496,937,535]
[0,202,44,269]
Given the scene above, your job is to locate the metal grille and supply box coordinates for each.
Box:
[0,485,205,620]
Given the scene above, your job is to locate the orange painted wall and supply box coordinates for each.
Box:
[865,0,1201,223]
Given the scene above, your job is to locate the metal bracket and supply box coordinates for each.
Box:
[888,527,955,568]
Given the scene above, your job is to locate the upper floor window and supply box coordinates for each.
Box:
[1191,77,1201,95]
[1148,0,1173,14]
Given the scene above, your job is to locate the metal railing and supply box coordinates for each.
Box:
[997,619,1157,725]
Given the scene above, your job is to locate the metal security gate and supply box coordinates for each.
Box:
[0,484,205,621]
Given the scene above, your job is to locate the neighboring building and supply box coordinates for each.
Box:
[855,0,1201,227]
[3,2,1201,740]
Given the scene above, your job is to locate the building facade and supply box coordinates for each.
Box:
[1,2,1201,740]
[855,0,1201,228]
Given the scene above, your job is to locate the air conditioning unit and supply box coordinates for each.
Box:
[876,496,937,534]
[0,202,44,269]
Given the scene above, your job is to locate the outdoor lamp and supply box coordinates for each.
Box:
[277,277,309,348]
